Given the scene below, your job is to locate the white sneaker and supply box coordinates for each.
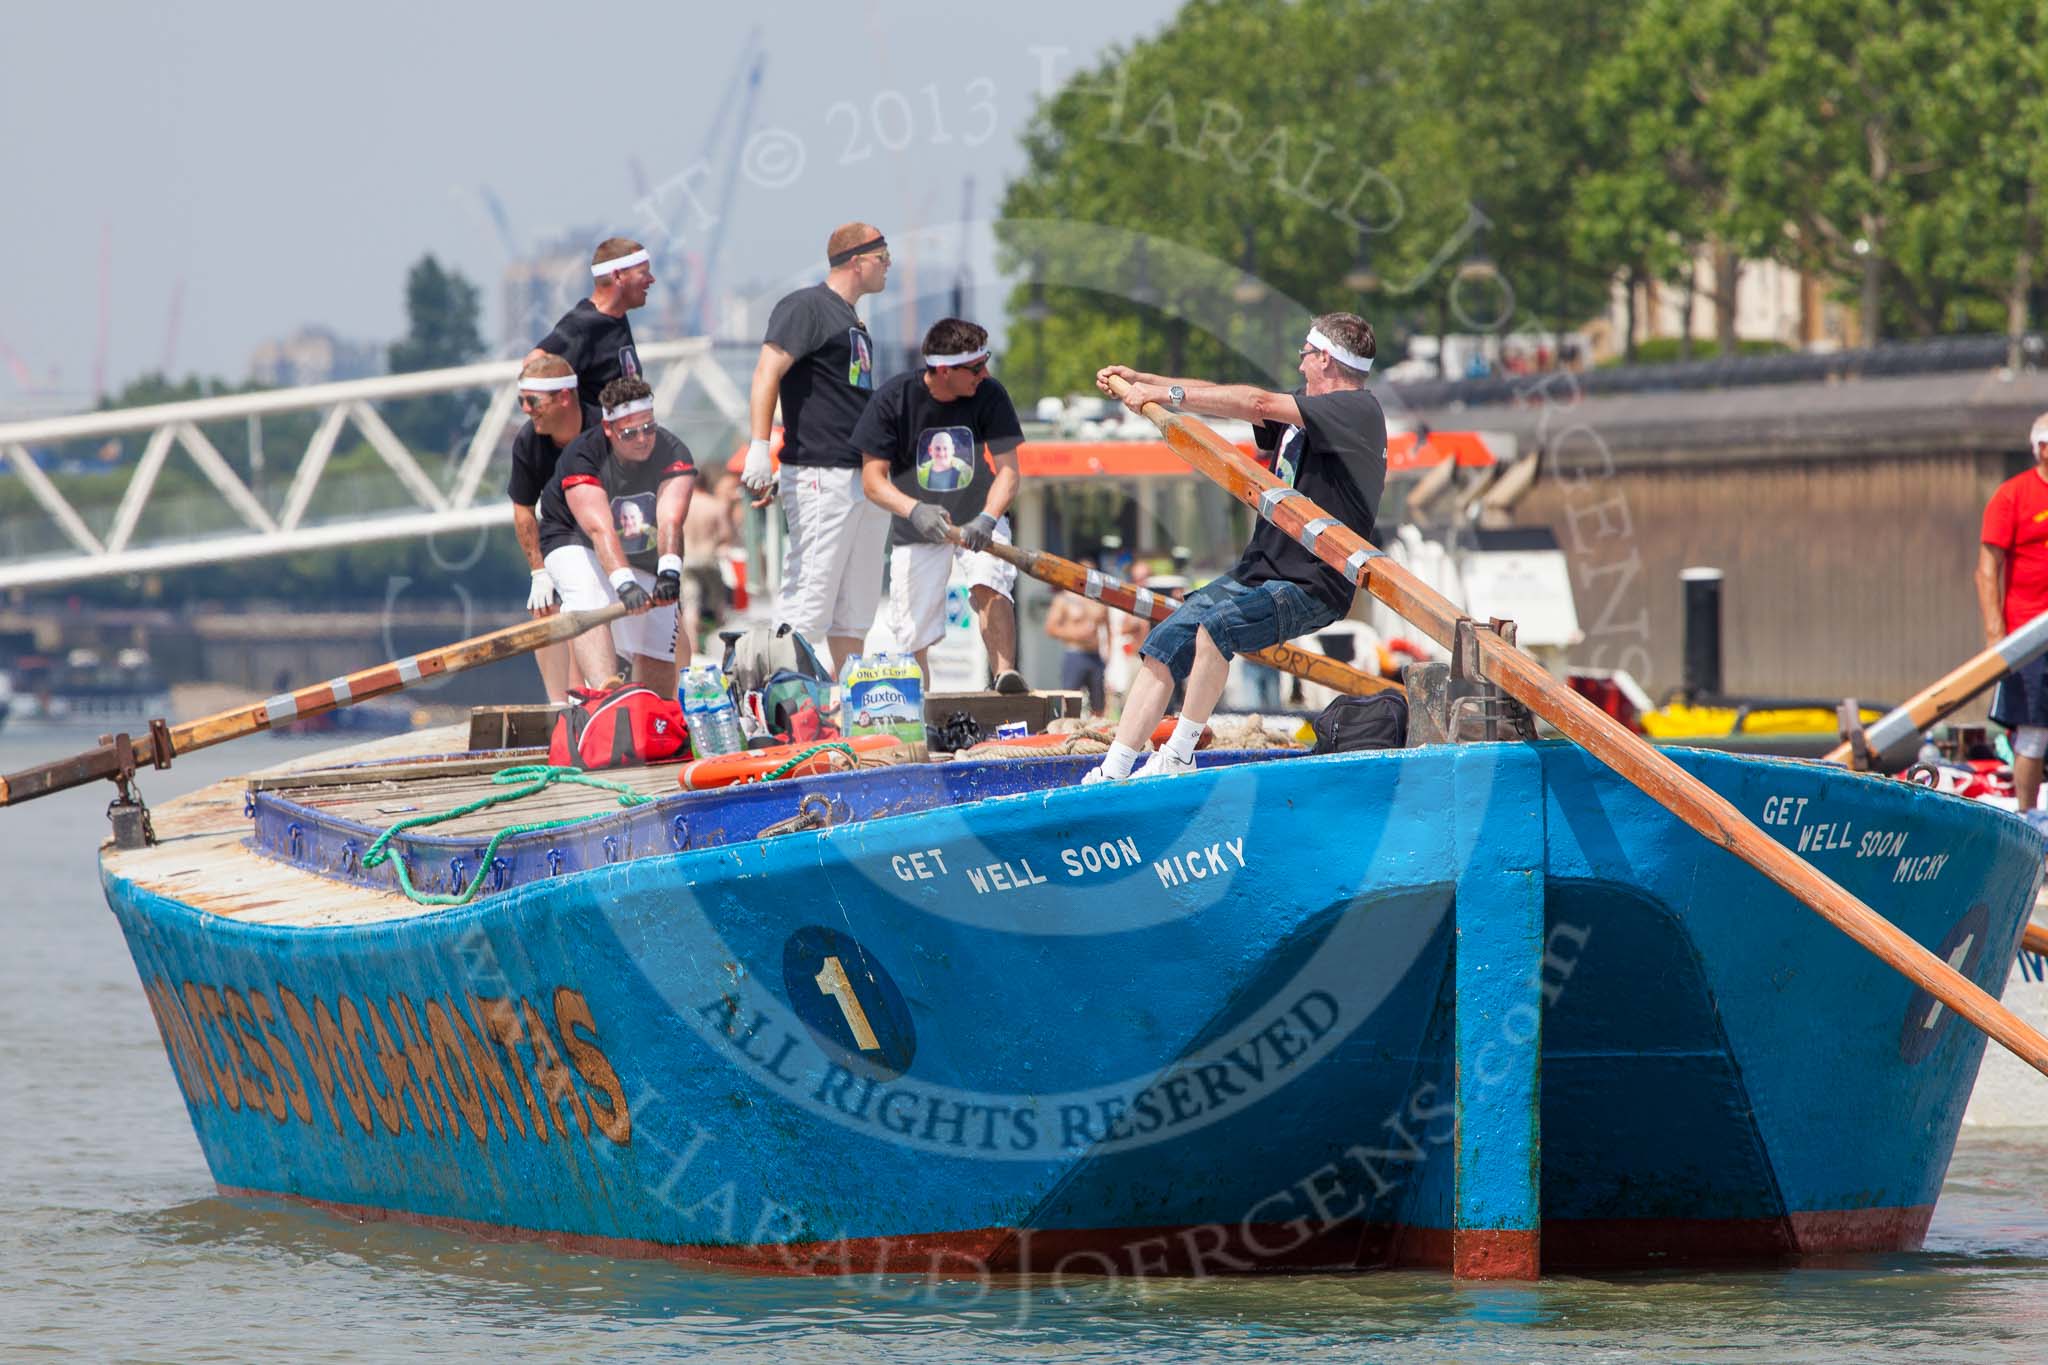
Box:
[1081,761,1128,785]
[1133,750,1198,779]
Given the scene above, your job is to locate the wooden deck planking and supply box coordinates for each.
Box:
[101,724,544,929]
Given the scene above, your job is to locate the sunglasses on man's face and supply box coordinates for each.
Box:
[518,392,555,409]
[615,421,658,442]
[955,359,988,376]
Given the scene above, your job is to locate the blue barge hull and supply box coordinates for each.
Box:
[100,738,2046,1277]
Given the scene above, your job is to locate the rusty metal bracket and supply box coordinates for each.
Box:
[1440,617,1537,743]
[104,729,158,850]
[1836,698,1873,771]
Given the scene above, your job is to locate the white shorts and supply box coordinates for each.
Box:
[889,516,1016,655]
[777,465,889,645]
[543,545,678,662]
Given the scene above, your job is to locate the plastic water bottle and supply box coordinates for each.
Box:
[837,653,863,737]
[700,666,743,755]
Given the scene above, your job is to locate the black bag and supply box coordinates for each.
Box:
[1311,692,1408,754]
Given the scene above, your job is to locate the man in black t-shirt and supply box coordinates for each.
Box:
[855,318,1026,687]
[507,355,600,703]
[742,221,891,672]
[536,377,698,696]
[526,237,652,410]
[1082,312,1388,783]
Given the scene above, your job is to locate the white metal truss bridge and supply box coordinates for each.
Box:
[0,339,747,591]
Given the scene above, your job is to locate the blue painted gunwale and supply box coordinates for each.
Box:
[103,741,2047,1274]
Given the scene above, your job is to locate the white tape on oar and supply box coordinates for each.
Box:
[1994,612,2048,669]
[1298,517,1339,553]
[1344,547,1384,578]
[398,657,423,683]
[1133,587,1156,618]
[1259,487,1304,519]
[1862,711,1922,756]
[1084,570,1104,600]
[329,678,354,707]
[264,692,299,722]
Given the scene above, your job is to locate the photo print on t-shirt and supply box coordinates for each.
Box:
[1272,427,1304,485]
[612,493,656,554]
[917,426,975,492]
[619,346,641,380]
[848,330,873,389]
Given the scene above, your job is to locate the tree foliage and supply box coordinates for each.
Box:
[1002,0,2048,385]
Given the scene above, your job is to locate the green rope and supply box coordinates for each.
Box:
[361,763,652,907]
[759,742,855,782]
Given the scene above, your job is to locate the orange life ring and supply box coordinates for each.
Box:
[679,733,903,790]
[1149,716,1213,750]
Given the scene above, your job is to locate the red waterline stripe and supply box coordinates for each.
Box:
[215,1186,1933,1277]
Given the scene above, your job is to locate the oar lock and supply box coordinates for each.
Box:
[1406,617,1536,747]
[104,717,176,850]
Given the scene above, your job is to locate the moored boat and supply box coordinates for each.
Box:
[97,722,2043,1276]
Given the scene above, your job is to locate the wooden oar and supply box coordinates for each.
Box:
[2026,923,2048,957]
[972,536,1398,698]
[1102,373,2048,1079]
[0,604,626,807]
[1823,612,2048,766]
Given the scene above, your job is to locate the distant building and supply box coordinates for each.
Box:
[248,327,383,388]
[1588,252,1860,363]
[502,233,602,351]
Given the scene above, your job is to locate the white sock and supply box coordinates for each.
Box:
[1102,741,1140,778]
[1165,716,1205,762]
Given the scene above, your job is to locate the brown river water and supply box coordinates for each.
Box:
[6,725,2048,1361]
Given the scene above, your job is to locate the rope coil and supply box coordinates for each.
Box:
[360,764,651,906]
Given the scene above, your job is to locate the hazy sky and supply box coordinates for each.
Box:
[0,0,1183,401]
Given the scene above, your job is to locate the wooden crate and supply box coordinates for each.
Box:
[468,704,564,752]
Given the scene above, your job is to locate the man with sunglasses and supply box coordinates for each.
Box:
[536,376,698,696]
[507,355,601,702]
[743,221,892,673]
[527,237,653,410]
[1084,311,1386,783]
[856,318,1027,690]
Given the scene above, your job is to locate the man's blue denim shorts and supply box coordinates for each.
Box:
[1139,574,1340,682]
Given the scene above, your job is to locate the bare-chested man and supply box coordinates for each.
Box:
[1045,583,1110,715]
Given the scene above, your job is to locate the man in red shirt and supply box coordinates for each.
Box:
[1978,412,2048,810]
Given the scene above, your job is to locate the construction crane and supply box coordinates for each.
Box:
[951,177,975,319]
[688,40,766,336]
[477,188,521,259]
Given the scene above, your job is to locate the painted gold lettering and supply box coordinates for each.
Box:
[456,997,525,1140]
[185,981,243,1111]
[248,990,311,1124]
[313,998,374,1133]
[424,999,488,1143]
[556,988,631,1145]
[351,998,410,1135]
[281,988,345,1134]
[395,996,460,1132]
[224,988,287,1123]
[521,998,592,1139]
[479,996,549,1141]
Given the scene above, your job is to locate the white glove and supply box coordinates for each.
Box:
[742,438,775,493]
[526,569,558,612]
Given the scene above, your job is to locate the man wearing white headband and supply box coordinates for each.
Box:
[744,220,892,672]
[535,376,698,696]
[856,317,1028,690]
[1085,311,1386,783]
[507,355,601,703]
[1979,410,2048,810]
[527,236,652,410]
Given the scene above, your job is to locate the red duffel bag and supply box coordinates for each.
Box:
[548,685,689,769]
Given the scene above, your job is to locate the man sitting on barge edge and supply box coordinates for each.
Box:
[1084,312,1387,782]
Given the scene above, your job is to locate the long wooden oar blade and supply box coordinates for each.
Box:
[1824,612,2048,765]
[1103,373,2048,1080]
[978,536,1396,698]
[0,604,625,808]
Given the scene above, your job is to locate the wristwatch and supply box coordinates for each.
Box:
[1166,384,1185,409]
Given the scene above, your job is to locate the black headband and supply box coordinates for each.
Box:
[828,234,888,267]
